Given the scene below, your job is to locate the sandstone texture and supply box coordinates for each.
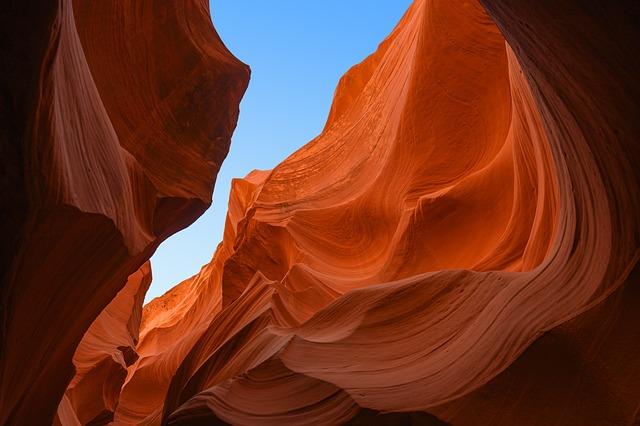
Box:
[0,0,248,424]
[55,263,151,426]
[2,0,638,425]
[119,0,639,425]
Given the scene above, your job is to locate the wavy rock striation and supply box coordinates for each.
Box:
[0,0,248,424]
[55,262,151,426]
[2,0,638,424]
[114,0,639,425]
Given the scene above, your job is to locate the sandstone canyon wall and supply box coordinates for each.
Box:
[55,263,151,426]
[1,0,639,425]
[0,0,248,424]
[118,0,639,425]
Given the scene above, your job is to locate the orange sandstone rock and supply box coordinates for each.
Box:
[0,0,248,424]
[120,0,638,424]
[3,0,638,424]
[54,262,151,426]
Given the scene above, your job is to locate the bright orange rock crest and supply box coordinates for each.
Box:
[1,0,638,425]
[122,0,639,424]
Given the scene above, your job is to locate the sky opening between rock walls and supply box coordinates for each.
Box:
[146,0,413,302]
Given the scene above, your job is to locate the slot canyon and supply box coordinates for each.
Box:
[1,0,639,425]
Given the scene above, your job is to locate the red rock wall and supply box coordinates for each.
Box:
[431,1,640,424]
[54,262,151,426]
[0,0,248,424]
[2,0,638,424]
[114,1,638,425]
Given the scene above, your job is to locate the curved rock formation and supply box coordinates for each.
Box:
[0,0,248,424]
[3,0,638,424]
[55,262,151,426]
[114,0,639,425]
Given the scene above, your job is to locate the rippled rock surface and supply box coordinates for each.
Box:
[2,0,638,424]
[0,0,248,423]
[119,0,639,425]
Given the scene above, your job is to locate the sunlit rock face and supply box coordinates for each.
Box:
[2,0,638,424]
[112,0,639,425]
[0,0,248,424]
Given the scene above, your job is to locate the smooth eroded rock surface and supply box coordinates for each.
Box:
[115,0,639,425]
[0,0,248,424]
[54,262,151,426]
[2,0,638,424]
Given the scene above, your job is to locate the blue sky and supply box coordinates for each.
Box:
[146,1,413,301]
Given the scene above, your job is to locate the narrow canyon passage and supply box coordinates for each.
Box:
[1,0,638,425]
[146,0,412,303]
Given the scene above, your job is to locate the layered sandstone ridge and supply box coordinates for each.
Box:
[0,0,248,424]
[116,0,639,425]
